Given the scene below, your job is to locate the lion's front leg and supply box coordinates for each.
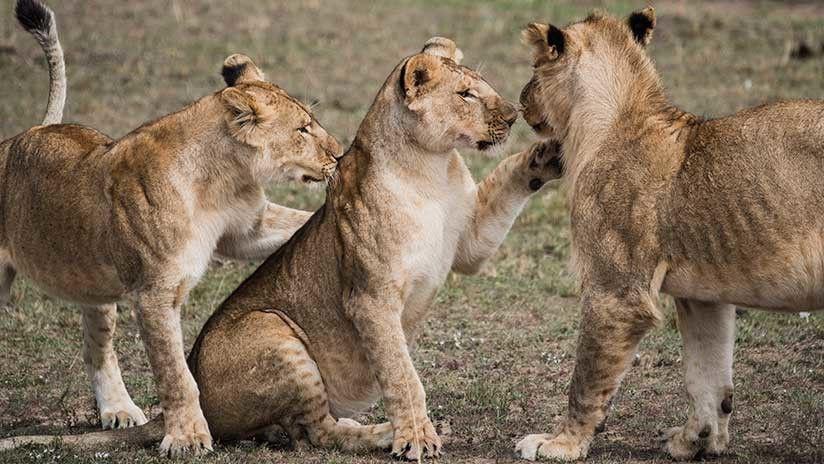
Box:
[659,299,734,460]
[216,201,313,261]
[135,286,212,457]
[453,141,562,274]
[347,292,441,461]
[516,289,661,461]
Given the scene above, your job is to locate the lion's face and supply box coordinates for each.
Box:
[219,54,342,185]
[519,8,657,142]
[400,38,518,154]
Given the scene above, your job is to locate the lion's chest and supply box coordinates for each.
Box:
[388,179,473,326]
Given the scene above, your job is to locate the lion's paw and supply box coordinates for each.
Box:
[658,423,728,460]
[159,415,213,458]
[391,419,442,461]
[515,431,588,462]
[100,403,147,430]
[523,140,563,191]
[658,426,702,460]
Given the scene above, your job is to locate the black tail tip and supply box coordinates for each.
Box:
[15,0,53,34]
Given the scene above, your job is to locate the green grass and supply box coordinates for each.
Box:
[1,0,824,463]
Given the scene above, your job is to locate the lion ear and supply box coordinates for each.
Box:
[221,87,274,147]
[522,23,565,60]
[627,7,656,46]
[401,53,443,104]
[222,53,265,86]
[422,37,464,64]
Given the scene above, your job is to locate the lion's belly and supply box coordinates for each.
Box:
[663,229,824,311]
[12,254,125,305]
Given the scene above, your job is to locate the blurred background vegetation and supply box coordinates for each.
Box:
[0,1,822,463]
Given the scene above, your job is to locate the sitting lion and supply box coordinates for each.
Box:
[0,37,563,460]
[1,0,341,457]
[514,6,824,462]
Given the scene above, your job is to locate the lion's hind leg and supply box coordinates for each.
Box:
[0,248,16,308]
[659,299,734,460]
[217,310,393,453]
[276,334,393,452]
[267,315,392,452]
[291,415,393,452]
[81,304,148,429]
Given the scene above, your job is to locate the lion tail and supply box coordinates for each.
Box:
[0,416,164,452]
[14,0,66,125]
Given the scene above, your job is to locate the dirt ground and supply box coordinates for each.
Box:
[0,1,822,463]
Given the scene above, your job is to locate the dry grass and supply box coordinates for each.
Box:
[1,1,823,463]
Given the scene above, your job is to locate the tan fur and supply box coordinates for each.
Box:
[515,7,824,461]
[1,6,342,456]
[0,38,563,460]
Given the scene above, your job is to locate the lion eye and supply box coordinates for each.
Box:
[458,89,476,100]
[298,125,310,134]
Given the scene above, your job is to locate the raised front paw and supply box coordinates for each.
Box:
[391,419,442,461]
[159,412,213,458]
[515,430,589,462]
[522,140,563,191]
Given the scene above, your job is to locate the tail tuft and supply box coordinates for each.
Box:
[15,0,53,38]
[13,0,65,126]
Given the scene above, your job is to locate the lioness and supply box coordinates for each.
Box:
[1,0,341,457]
[514,6,824,462]
[0,37,563,460]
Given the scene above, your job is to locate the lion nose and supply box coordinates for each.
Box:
[501,101,519,127]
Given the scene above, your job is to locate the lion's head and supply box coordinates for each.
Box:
[519,8,657,141]
[396,37,519,154]
[218,54,342,184]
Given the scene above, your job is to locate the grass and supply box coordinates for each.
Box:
[1,0,823,463]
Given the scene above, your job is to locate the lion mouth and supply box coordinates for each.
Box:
[530,121,550,133]
[301,174,324,184]
[476,141,495,151]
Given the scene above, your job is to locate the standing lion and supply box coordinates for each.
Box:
[1,0,340,456]
[515,6,824,461]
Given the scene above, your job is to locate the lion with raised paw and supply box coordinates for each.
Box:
[1,0,341,457]
[0,37,563,460]
[515,6,824,461]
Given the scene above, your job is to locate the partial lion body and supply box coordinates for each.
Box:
[516,8,824,462]
[2,1,342,456]
[192,149,484,431]
[0,96,275,304]
[0,125,125,303]
[181,39,560,459]
[662,101,824,310]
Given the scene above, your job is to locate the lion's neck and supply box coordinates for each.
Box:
[343,96,454,191]
[561,51,694,200]
[148,96,264,212]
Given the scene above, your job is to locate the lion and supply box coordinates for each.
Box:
[514,6,824,462]
[0,37,564,460]
[1,0,341,457]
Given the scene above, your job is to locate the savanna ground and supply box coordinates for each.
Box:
[1,0,823,463]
